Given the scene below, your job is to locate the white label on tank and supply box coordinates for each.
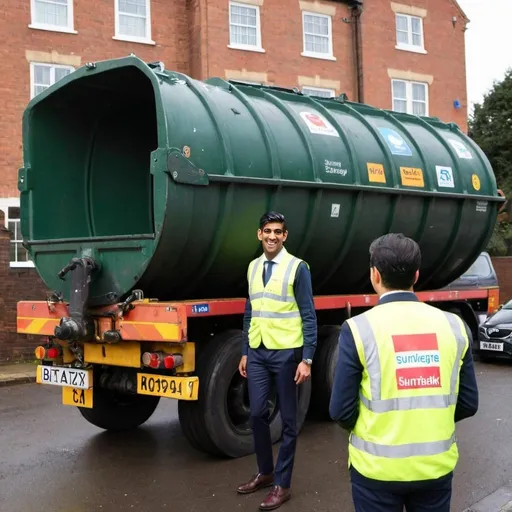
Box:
[436,165,455,188]
[331,204,340,218]
[448,139,473,159]
[324,159,348,176]
[300,111,339,137]
[476,201,488,213]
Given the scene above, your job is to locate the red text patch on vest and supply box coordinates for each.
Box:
[392,333,442,390]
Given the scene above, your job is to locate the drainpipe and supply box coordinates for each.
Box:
[351,2,364,103]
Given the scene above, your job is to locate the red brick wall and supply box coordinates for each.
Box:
[491,257,512,305]
[203,0,355,96]
[0,216,49,362]
[0,0,469,198]
[0,0,190,198]
[361,0,468,132]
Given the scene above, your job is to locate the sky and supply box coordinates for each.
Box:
[458,0,512,114]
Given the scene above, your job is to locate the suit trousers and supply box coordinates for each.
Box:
[351,472,452,512]
[247,345,300,489]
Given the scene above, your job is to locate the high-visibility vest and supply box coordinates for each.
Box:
[248,248,305,350]
[346,300,469,482]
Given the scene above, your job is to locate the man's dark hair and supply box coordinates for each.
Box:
[369,233,421,290]
[259,211,287,231]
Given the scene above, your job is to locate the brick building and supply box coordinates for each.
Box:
[0,0,470,360]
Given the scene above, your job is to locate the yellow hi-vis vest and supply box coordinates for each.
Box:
[346,300,469,482]
[248,248,305,350]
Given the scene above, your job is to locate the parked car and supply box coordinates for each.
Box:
[478,299,512,359]
[444,251,498,327]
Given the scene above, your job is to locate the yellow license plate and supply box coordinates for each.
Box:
[137,373,198,401]
[62,387,93,408]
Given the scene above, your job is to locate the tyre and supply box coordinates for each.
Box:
[178,329,312,458]
[309,325,340,419]
[79,385,160,431]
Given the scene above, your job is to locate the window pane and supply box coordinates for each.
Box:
[393,99,408,113]
[55,67,71,81]
[396,15,408,31]
[412,83,426,101]
[412,33,422,46]
[9,207,20,218]
[412,101,426,116]
[411,17,421,34]
[120,14,146,37]
[304,14,329,36]
[303,88,334,98]
[393,81,407,99]
[35,0,68,27]
[34,85,47,96]
[34,65,51,85]
[397,30,409,44]
[15,221,22,242]
[119,0,146,16]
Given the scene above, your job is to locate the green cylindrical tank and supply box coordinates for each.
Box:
[18,56,503,306]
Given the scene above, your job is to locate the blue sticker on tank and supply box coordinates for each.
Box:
[192,303,210,314]
[378,128,413,156]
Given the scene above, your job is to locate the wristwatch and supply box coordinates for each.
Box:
[302,358,313,366]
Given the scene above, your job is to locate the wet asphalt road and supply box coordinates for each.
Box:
[1,360,512,512]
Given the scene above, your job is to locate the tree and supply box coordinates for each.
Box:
[468,68,512,256]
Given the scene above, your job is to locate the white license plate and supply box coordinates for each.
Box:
[36,365,92,389]
[480,341,504,352]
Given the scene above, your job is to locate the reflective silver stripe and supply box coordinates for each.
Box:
[359,393,458,413]
[280,257,300,300]
[350,433,456,458]
[443,312,468,393]
[250,292,295,303]
[350,314,382,400]
[249,258,263,302]
[252,311,301,319]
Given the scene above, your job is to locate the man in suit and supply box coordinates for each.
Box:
[330,233,479,512]
[237,211,317,511]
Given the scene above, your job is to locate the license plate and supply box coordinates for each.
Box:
[137,373,198,400]
[480,341,504,352]
[36,365,92,389]
[62,387,93,408]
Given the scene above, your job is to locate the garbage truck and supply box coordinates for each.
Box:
[17,55,503,458]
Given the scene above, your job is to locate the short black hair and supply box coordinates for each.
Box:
[369,233,421,290]
[259,211,287,231]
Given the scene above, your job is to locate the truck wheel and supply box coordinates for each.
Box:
[309,325,340,419]
[178,329,312,458]
[79,386,160,431]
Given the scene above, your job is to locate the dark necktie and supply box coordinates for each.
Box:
[263,261,274,286]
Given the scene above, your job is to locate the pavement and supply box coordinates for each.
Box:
[1,360,512,512]
[0,361,37,386]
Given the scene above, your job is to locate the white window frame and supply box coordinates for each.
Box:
[391,79,429,116]
[302,86,335,98]
[395,13,427,54]
[30,62,75,99]
[228,1,265,53]
[29,0,77,34]
[0,198,34,269]
[113,0,155,45]
[301,11,335,61]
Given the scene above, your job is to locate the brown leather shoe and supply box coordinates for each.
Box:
[236,473,274,495]
[259,485,291,510]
